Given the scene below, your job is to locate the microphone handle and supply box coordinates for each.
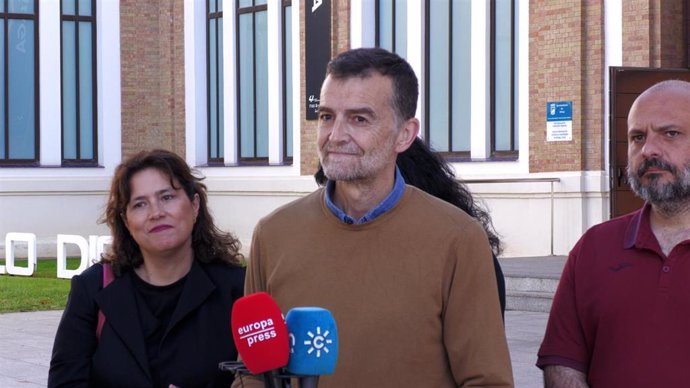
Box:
[262,371,278,388]
[298,376,319,388]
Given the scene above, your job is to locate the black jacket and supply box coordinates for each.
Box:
[49,261,245,388]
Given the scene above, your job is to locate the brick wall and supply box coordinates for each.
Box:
[120,0,186,160]
[582,1,605,171]
[299,1,350,176]
[529,1,581,172]
[528,1,605,173]
[658,0,687,66]
[332,1,351,57]
[299,0,317,176]
[622,0,652,66]
[528,0,689,174]
[623,0,687,67]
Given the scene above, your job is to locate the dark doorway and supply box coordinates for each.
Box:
[609,67,690,218]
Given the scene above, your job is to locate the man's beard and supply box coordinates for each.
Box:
[319,137,396,182]
[627,158,690,215]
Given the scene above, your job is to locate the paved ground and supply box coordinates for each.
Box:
[0,310,61,387]
[0,309,548,387]
[505,310,548,387]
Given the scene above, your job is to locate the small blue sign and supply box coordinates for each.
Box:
[546,101,572,122]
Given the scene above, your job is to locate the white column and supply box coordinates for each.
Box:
[267,2,284,164]
[39,0,61,166]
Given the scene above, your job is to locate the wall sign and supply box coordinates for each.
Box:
[546,101,573,141]
[304,0,331,120]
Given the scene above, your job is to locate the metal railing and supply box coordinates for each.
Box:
[461,177,561,255]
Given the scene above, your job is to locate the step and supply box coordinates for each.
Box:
[505,276,559,293]
[504,275,559,313]
[498,256,565,312]
[506,290,555,313]
[504,274,560,313]
[505,275,558,313]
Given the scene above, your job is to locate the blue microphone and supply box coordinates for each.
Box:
[285,307,338,387]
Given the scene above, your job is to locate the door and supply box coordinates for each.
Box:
[609,67,690,218]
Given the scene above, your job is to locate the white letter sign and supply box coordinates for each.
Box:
[4,232,37,276]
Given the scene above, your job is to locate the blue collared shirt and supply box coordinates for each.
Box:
[324,167,406,224]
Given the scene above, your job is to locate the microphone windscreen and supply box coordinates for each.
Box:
[285,307,338,375]
[231,292,289,374]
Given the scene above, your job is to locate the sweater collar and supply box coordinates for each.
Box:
[324,167,406,224]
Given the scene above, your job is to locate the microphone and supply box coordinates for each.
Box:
[231,292,290,388]
[285,307,339,388]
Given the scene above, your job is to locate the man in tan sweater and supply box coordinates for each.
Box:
[235,47,513,388]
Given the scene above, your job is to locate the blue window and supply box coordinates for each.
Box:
[282,0,292,160]
[207,0,223,163]
[376,0,407,58]
[422,0,518,159]
[491,0,518,156]
[61,0,97,164]
[425,0,472,156]
[0,0,38,164]
[237,0,268,162]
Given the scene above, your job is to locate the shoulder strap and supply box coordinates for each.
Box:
[96,263,115,341]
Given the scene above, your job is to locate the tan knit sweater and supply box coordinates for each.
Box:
[237,186,513,388]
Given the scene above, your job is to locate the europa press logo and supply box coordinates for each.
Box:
[236,318,278,347]
[286,307,339,375]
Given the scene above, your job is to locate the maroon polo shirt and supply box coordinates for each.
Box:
[537,204,690,387]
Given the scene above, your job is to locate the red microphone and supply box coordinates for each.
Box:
[231,292,289,377]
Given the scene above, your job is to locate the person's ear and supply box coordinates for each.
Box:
[395,117,420,153]
[192,193,200,220]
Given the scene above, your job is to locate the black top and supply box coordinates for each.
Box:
[132,272,188,388]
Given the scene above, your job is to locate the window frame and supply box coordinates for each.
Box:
[60,0,98,166]
[236,0,268,164]
[423,0,470,160]
[0,0,40,166]
[489,0,518,159]
[375,0,396,52]
[206,0,223,165]
[281,0,292,162]
[375,0,407,58]
[189,0,298,172]
[361,1,527,172]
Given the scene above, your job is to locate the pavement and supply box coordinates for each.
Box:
[0,310,62,387]
[0,256,561,387]
[505,310,548,387]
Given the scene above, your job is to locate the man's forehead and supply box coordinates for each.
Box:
[628,94,690,131]
[636,83,690,105]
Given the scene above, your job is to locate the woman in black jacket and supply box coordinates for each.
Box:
[49,149,245,388]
